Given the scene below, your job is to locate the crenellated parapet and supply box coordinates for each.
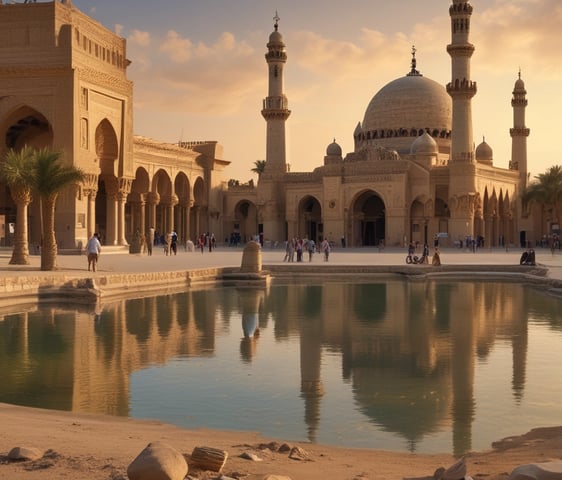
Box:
[446,78,477,98]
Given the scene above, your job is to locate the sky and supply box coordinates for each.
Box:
[69,0,562,183]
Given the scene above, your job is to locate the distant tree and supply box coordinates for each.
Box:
[32,148,85,271]
[251,159,266,176]
[0,146,36,265]
[522,165,562,224]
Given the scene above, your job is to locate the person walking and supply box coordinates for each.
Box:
[85,232,101,272]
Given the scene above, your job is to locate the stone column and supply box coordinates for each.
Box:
[146,192,159,233]
[83,174,98,239]
[117,178,132,246]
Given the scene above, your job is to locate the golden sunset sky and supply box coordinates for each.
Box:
[73,0,560,183]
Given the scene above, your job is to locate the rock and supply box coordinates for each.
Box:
[127,441,188,480]
[509,462,562,480]
[8,446,44,462]
[434,459,467,480]
[278,443,292,453]
[288,446,310,461]
[239,451,262,462]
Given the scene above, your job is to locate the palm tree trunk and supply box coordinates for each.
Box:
[9,189,31,265]
[40,194,58,271]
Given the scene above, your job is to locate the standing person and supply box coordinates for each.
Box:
[170,230,178,255]
[85,232,101,272]
[307,239,315,262]
[199,234,205,254]
[147,227,155,256]
[321,238,331,262]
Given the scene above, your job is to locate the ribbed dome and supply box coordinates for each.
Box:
[326,139,342,156]
[362,75,451,134]
[358,74,451,154]
[410,132,438,155]
[475,139,493,162]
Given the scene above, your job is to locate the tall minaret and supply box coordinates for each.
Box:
[257,13,291,242]
[447,0,477,165]
[261,12,291,173]
[446,0,477,238]
[510,71,530,188]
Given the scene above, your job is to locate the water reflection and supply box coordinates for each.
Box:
[1,280,561,455]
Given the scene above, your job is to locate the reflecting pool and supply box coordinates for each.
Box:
[1,279,562,455]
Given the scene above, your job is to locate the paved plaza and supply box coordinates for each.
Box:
[1,244,562,281]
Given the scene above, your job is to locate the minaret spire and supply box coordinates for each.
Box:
[261,12,291,173]
[258,13,291,243]
[447,0,477,164]
[510,70,530,187]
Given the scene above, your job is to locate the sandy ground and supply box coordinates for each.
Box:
[1,403,562,480]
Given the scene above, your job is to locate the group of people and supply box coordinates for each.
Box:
[407,241,441,266]
[283,237,331,262]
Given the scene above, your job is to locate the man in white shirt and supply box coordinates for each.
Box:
[86,233,101,272]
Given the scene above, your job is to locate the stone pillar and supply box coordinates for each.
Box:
[146,192,159,233]
[83,174,98,239]
[117,178,132,246]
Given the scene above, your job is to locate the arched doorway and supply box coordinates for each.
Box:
[351,191,386,247]
[233,200,257,245]
[298,196,322,243]
[95,119,119,245]
[174,173,191,243]
[0,107,53,247]
[192,177,207,238]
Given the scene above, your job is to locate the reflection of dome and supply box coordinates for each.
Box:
[475,138,493,163]
[326,139,342,156]
[410,132,438,155]
[359,74,452,154]
[352,367,451,450]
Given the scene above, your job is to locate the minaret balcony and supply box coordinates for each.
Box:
[446,43,475,56]
[510,127,530,137]
[446,79,477,98]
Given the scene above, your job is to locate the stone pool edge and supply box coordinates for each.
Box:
[0,263,557,308]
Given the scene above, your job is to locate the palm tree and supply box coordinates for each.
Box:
[0,146,36,265]
[251,159,266,176]
[33,148,85,271]
[522,165,562,224]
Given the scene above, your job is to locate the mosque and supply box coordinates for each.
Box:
[0,0,537,251]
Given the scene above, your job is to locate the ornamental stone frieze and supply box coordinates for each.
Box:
[82,173,99,196]
[448,193,478,215]
[77,66,132,95]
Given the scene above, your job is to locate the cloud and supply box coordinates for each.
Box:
[127,30,263,115]
[474,0,562,78]
[160,30,193,63]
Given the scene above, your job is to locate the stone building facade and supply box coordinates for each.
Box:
[224,0,533,249]
[0,1,539,251]
[0,1,227,251]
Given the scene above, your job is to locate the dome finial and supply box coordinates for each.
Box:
[273,11,280,31]
[407,45,422,77]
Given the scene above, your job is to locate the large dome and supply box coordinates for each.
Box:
[358,74,452,154]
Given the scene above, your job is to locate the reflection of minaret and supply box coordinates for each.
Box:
[238,288,264,363]
[511,290,528,402]
[299,316,324,443]
[450,284,475,456]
